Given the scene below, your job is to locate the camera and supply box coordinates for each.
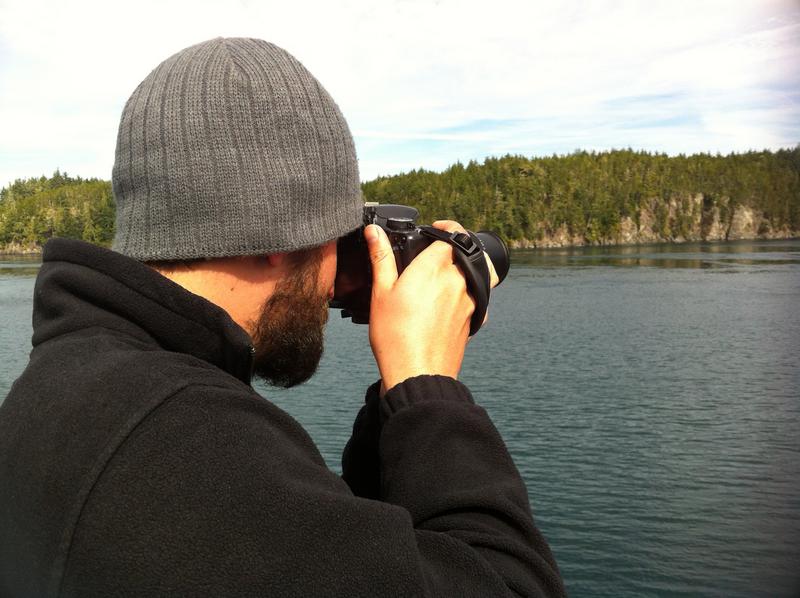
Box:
[330,203,510,336]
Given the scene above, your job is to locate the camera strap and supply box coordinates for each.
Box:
[418,226,491,336]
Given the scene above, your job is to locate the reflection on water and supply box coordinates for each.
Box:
[0,254,42,277]
[0,267,41,276]
[513,239,800,269]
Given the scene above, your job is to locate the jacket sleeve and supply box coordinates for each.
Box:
[59,377,565,598]
[343,375,565,597]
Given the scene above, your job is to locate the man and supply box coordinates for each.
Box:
[0,38,565,596]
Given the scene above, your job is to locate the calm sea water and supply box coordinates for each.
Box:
[2,241,799,597]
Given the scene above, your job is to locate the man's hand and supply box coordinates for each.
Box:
[365,220,499,394]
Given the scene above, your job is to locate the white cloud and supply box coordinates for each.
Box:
[0,0,797,186]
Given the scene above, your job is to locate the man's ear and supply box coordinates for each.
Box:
[265,253,286,268]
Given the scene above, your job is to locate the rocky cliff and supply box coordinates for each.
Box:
[511,194,798,248]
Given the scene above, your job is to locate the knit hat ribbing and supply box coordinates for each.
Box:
[112,37,363,260]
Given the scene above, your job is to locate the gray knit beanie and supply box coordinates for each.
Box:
[112,37,363,260]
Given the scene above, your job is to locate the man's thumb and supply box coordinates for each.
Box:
[365,224,398,293]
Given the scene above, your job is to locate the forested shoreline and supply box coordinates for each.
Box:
[1,147,798,253]
[0,171,114,253]
[362,147,800,247]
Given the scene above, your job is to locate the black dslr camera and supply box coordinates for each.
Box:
[330,203,510,336]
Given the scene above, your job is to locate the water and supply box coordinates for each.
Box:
[1,240,799,597]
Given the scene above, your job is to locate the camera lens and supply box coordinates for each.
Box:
[476,232,510,284]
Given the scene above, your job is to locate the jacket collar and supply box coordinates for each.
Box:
[34,238,254,384]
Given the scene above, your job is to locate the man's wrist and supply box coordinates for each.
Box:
[378,375,475,422]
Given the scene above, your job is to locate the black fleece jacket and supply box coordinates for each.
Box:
[0,238,565,597]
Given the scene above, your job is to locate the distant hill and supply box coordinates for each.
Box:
[362,147,800,247]
[2,147,798,253]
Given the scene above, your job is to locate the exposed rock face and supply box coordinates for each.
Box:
[703,204,727,241]
[728,206,757,240]
[538,224,584,248]
[511,194,798,248]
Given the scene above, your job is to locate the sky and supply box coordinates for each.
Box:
[0,0,798,189]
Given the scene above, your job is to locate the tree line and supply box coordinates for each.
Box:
[1,147,798,252]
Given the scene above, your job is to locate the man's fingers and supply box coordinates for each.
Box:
[432,219,466,234]
[365,224,398,294]
[434,220,500,288]
[370,218,498,294]
[485,253,500,288]
[421,220,465,267]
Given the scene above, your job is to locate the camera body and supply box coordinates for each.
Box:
[331,203,509,336]
[362,203,435,270]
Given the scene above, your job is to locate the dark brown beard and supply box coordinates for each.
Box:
[250,249,329,388]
